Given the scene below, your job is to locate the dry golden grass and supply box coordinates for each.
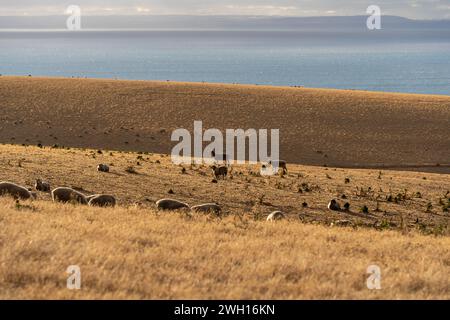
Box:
[0,77,449,299]
[0,144,449,299]
[1,144,449,234]
[0,145,450,235]
[1,76,449,172]
[1,198,449,299]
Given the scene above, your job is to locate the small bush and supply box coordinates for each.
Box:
[125,166,138,174]
[360,205,369,214]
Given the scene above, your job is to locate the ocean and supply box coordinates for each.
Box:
[1,30,450,95]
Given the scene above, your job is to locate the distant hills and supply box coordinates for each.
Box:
[1,15,450,30]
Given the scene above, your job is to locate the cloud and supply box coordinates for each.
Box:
[136,7,151,13]
[0,0,449,19]
[221,5,299,15]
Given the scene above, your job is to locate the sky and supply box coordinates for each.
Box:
[0,0,449,19]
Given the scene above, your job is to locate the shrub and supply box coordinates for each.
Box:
[125,166,138,174]
[360,205,369,214]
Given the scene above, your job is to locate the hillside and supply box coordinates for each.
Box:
[1,144,449,234]
[0,141,448,300]
[1,77,449,299]
[0,76,449,172]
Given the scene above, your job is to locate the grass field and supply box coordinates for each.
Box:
[1,144,449,234]
[1,199,449,299]
[0,77,449,299]
[0,144,449,299]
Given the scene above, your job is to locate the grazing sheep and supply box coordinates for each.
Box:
[191,203,221,214]
[97,164,110,172]
[51,187,88,205]
[35,179,50,192]
[328,199,341,211]
[88,194,116,207]
[260,163,274,176]
[0,181,35,200]
[85,195,96,201]
[267,211,285,221]
[156,198,189,210]
[269,160,288,175]
[211,165,228,180]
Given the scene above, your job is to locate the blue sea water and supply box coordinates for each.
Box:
[1,30,450,95]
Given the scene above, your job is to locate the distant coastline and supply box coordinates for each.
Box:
[1,15,450,30]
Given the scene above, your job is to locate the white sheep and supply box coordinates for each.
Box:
[0,181,35,200]
[88,194,116,207]
[328,199,341,211]
[97,164,110,173]
[51,187,88,205]
[267,211,285,221]
[156,198,189,210]
[268,160,288,175]
[191,203,222,214]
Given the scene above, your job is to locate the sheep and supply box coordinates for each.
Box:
[269,160,288,175]
[97,164,110,172]
[260,163,277,176]
[191,203,221,214]
[88,194,116,207]
[267,211,285,221]
[211,165,228,180]
[85,195,96,202]
[0,181,35,200]
[35,179,50,192]
[328,199,341,211]
[51,187,88,205]
[156,198,189,210]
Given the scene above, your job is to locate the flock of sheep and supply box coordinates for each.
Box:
[0,179,223,213]
[0,158,345,220]
[0,181,116,207]
[0,178,231,222]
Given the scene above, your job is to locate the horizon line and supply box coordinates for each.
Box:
[1,14,449,22]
